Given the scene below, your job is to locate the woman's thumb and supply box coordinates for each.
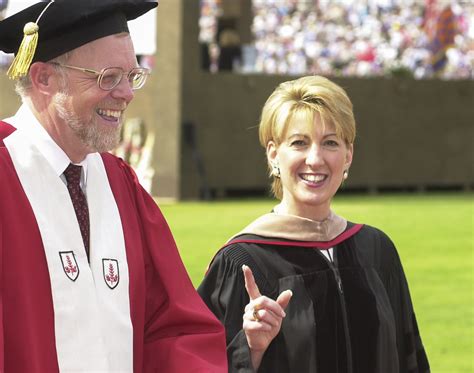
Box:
[276,290,293,310]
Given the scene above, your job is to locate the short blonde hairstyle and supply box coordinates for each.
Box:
[258,75,356,199]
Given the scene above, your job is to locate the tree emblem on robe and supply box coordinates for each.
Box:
[102,259,120,289]
[59,251,80,281]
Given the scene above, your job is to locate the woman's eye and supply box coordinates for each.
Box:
[290,139,306,146]
[324,139,340,147]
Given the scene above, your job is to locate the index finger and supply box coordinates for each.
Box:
[242,265,261,300]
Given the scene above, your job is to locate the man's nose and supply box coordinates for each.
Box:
[111,77,135,104]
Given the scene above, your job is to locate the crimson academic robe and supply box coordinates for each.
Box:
[0,120,227,372]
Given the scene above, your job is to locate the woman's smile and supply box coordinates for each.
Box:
[299,172,327,186]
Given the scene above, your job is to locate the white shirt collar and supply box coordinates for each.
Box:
[6,104,89,186]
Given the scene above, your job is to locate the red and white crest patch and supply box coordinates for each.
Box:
[59,251,80,281]
[102,259,120,289]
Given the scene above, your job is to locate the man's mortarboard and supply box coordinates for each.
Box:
[0,0,158,79]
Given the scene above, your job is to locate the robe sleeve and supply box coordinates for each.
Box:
[378,232,430,373]
[0,144,8,372]
[113,157,228,372]
[0,207,3,373]
[198,245,263,373]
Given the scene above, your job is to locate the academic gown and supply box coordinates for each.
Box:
[0,120,227,372]
[198,216,430,373]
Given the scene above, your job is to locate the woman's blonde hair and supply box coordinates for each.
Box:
[258,75,356,199]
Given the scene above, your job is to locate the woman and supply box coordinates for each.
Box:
[198,76,430,373]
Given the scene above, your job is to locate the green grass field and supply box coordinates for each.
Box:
[160,193,473,373]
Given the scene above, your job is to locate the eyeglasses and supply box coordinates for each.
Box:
[49,62,150,90]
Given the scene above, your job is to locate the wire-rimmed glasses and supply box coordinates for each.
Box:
[49,62,150,90]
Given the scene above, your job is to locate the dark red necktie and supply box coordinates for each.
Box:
[64,163,90,261]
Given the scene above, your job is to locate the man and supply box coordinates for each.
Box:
[0,1,227,372]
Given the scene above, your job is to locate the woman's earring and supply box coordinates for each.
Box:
[343,170,349,180]
[272,164,281,178]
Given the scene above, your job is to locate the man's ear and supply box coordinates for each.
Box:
[29,62,59,96]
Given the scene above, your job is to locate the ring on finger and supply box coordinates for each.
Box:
[252,307,260,322]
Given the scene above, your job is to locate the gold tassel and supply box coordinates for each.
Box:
[7,22,39,80]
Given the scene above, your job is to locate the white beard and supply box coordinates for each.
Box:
[53,91,121,153]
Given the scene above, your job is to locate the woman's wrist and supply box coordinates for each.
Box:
[250,348,265,371]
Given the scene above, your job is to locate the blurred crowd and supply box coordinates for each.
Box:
[1,1,473,79]
[200,0,473,79]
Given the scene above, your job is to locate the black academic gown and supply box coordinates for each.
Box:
[198,222,430,373]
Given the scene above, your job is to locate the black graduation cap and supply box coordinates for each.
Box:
[0,0,158,79]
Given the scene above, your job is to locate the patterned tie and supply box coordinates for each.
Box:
[63,163,90,261]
